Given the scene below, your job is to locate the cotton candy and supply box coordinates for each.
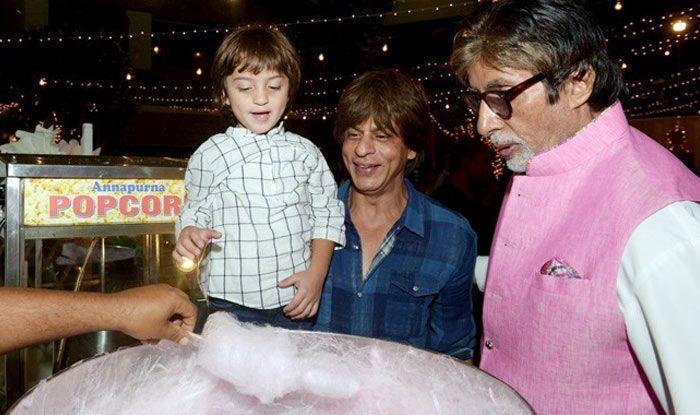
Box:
[11,312,532,414]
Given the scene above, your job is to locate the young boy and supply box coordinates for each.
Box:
[174,25,345,329]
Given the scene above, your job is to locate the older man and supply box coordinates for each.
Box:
[314,69,477,361]
[450,0,700,413]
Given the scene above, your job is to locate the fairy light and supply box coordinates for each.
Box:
[196,68,203,76]
[628,29,698,56]
[153,45,160,54]
[382,43,388,53]
[318,53,325,61]
[0,2,470,44]
[38,77,47,86]
[0,102,20,116]
[619,7,697,40]
[672,20,688,33]
[614,1,622,11]
[125,73,133,81]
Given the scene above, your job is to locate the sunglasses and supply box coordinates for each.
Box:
[463,73,546,120]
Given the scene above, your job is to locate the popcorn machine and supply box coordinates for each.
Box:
[0,154,188,407]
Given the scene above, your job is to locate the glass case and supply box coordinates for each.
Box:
[0,154,195,409]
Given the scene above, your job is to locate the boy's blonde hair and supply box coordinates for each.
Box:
[211,25,301,111]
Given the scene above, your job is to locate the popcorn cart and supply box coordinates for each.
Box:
[0,154,188,408]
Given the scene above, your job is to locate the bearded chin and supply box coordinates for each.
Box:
[504,145,535,173]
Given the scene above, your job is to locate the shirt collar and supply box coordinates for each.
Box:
[338,179,425,238]
[225,122,285,141]
[526,101,630,176]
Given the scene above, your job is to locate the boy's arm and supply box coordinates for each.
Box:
[305,147,346,247]
[278,239,335,319]
[177,150,215,238]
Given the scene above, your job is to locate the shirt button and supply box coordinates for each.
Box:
[412,285,419,292]
[485,339,494,350]
[352,244,359,250]
[357,292,363,298]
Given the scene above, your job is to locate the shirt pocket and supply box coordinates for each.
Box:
[530,267,591,297]
[525,269,597,347]
[384,271,441,340]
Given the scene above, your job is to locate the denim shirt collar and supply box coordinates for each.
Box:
[338,179,425,238]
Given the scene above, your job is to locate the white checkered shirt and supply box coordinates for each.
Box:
[176,124,345,309]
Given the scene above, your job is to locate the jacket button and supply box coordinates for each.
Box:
[485,339,494,349]
[357,292,363,298]
[412,285,419,292]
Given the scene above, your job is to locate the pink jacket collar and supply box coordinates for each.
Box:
[527,101,630,177]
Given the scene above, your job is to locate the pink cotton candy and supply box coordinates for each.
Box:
[10,312,533,414]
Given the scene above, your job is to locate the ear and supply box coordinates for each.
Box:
[222,91,230,107]
[407,149,417,160]
[562,66,595,109]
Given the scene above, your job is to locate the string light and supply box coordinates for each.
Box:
[629,99,700,118]
[318,53,325,61]
[618,7,697,40]
[0,102,20,116]
[125,73,133,81]
[38,77,47,86]
[382,43,388,53]
[672,20,688,33]
[153,45,160,54]
[628,29,698,56]
[614,1,622,11]
[626,65,699,89]
[664,118,691,153]
[0,2,470,44]
[628,75,699,98]
[196,68,203,76]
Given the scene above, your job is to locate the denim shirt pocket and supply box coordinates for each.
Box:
[384,271,441,341]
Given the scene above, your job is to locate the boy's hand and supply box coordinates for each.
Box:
[173,226,222,263]
[278,270,326,320]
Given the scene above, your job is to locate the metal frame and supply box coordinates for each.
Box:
[0,154,186,406]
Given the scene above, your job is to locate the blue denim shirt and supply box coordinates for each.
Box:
[314,180,477,360]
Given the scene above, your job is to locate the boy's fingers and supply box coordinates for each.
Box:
[289,297,310,319]
[180,239,201,256]
[277,274,298,288]
[297,302,314,320]
[309,302,319,318]
[284,294,303,314]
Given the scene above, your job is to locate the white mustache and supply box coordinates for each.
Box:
[489,132,525,147]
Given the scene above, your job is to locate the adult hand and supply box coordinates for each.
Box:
[173,226,222,262]
[110,284,197,345]
[279,270,325,320]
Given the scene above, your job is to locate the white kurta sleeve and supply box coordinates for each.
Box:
[617,201,700,414]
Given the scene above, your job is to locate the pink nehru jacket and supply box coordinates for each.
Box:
[480,102,700,414]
